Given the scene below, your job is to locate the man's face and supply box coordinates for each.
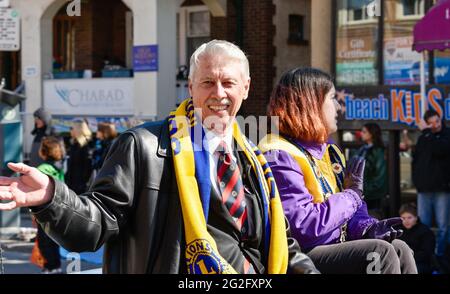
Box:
[426,115,442,133]
[189,55,250,135]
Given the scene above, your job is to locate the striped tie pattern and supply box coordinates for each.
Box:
[216,141,255,274]
[216,141,248,233]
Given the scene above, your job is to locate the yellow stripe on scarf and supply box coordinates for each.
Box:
[169,99,288,274]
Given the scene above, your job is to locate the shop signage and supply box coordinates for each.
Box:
[44,78,134,116]
[341,88,450,127]
[0,0,10,8]
[0,8,20,51]
[336,36,377,85]
[133,45,158,72]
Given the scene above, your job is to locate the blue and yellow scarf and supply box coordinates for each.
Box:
[168,98,288,274]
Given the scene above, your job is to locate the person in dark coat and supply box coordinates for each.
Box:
[357,123,388,219]
[398,203,435,274]
[412,109,450,261]
[30,108,54,167]
[65,119,94,194]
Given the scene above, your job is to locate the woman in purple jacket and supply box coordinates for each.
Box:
[259,67,417,274]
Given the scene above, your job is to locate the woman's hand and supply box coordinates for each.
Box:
[0,163,54,210]
[344,156,365,197]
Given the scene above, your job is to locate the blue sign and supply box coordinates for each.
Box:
[133,45,158,72]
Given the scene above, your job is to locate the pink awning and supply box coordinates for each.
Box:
[413,0,450,52]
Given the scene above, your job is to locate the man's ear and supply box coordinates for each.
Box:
[243,77,251,100]
[188,79,193,97]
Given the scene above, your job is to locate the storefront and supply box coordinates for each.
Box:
[333,0,450,215]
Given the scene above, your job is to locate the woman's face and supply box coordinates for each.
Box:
[96,131,104,140]
[400,212,417,229]
[361,127,373,144]
[322,87,339,135]
[35,117,45,129]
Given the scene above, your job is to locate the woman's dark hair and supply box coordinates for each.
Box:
[268,67,334,143]
[363,123,384,148]
[399,202,417,217]
[423,109,440,122]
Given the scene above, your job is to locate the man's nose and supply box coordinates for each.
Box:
[212,82,226,98]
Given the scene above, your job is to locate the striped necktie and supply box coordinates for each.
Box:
[216,141,255,274]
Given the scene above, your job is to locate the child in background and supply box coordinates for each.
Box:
[398,203,436,274]
[35,136,65,273]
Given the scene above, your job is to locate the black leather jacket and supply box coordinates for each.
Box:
[32,120,318,274]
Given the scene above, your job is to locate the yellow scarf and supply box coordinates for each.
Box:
[168,99,288,274]
[259,134,346,203]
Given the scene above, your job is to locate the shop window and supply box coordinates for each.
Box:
[384,0,428,85]
[288,15,308,45]
[335,0,379,86]
[434,51,450,84]
[53,15,76,72]
[338,0,378,24]
[178,6,211,68]
[400,0,425,17]
[187,10,210,61]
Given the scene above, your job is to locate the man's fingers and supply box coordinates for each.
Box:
[7,162,33,175]
[0,176,17,186]
[0,201,18,211]
[0,190,14,200]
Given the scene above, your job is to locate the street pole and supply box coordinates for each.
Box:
[420,51,427,117]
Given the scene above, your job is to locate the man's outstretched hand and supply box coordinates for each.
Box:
[0,162,54,210]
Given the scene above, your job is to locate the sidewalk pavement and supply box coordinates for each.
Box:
[0,212,101,274]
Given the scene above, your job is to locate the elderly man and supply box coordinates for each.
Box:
[0,40,317,274]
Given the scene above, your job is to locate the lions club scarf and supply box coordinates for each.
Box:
[168,98,288,274]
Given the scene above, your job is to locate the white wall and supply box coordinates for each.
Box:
[122,0,158,120]
[157,0,177,119]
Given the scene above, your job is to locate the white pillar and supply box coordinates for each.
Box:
[122,0,158,120]
[10,0,66,158]
[420,51,427,117]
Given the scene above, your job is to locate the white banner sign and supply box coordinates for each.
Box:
[44,78,134,116]
[0,8,20,51]
[0,0,10,8]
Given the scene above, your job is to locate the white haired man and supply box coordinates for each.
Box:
[0,40,317,274]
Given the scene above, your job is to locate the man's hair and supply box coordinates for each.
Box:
[97,122,118,140]
[39,136,64,162]
[268,67,334,143]
[399,202,417,217]
[363,122,384,148]
[423,109,440,122]
[188,40,250,80]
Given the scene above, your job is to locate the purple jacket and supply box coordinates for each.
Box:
[264,140,378,250]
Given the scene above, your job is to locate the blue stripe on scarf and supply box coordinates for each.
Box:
[191,122,211,221]
[249,142,271,257]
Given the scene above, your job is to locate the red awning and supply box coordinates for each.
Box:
[413,0,450,52]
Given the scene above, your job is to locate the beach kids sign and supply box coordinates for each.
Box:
[339,88,450,127]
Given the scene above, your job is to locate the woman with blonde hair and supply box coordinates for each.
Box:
[259,67,417,274]
[65,119,94,194]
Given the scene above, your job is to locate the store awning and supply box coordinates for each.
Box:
[413,0,450,52]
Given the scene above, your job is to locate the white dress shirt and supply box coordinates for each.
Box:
[203,127,237,197]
